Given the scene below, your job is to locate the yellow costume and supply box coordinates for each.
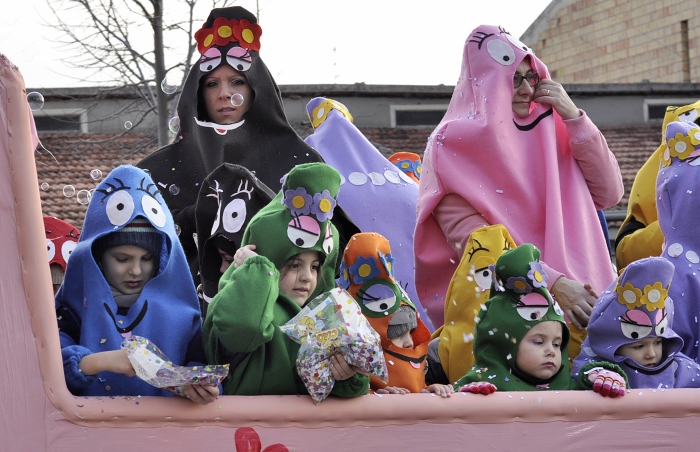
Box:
[616,100,700,269]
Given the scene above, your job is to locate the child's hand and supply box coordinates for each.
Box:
[79,349,136,377]
[586,367,626,398]
[376,386,410,395]
[422,384,454,398]
[233,244,258,268]
[182,384,219,405]
[330,354,363,381]
[458,382,497,395]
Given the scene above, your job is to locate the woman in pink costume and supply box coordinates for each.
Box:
[415,25,623,352]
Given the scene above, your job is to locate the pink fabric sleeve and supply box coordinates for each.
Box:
[433,193,489,258]
[564,110,624,210]
[434,194,567,285]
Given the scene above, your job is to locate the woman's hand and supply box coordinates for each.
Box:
[233,244,257,268]
[586,368,626,398]
[458,382,497,395]
[550,277,597,329]
[376,386,410,395]
[182,384,220,405]
[532,79,581,120]
[422,384,454,398]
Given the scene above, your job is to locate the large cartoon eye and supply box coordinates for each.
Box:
[322,223,334,255]
[620,309,652,340]
[46,239,55,262]
[655,308,668,336]
[473,266,492,291]
[106,190,135,226]
[200,48,222,73]
[226,47,252,72]
[515,292,549,321]
[287,216,320,248]
[61,241,77,263]
[487,39,516,66]
[505,34,532,53]
[141,196,166,227]
[222,198,246,233]
[360,283,399,314]
[678,109,699,124]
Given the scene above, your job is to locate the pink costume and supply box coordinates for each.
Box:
[414,25,623,328]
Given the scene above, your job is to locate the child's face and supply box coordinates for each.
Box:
[389,330,415,349]
[217,247,234,274]
[278,251,320,307]
[515,321,563,380]
[616,337,663,367]
[100,245,155,295]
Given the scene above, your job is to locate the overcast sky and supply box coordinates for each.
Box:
[2,0,552,89]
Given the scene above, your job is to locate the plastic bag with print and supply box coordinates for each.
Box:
[121,335,229,397]
[281,288,388,404]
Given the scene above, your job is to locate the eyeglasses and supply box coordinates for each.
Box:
[513,72,540,88]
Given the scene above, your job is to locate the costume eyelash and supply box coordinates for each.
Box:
[469,31,494,49]
[137,177,161,198]
[499,26,510,35]
[356,288,381,303]
[467,239,489,262]
[96,178,131,202]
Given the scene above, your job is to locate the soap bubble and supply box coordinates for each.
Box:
[76,189,91,205]
[40,182,49,191]
[90,169,102,180]
[168,116,180,134]
[169,184,180,195]
[174,224,181,236]
[231,93,245,107]
[124,121,133,130]
[27,92,44,111]
[161,68,185,95]
[63,185,76,197]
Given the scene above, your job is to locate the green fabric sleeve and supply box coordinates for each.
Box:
[204,256,280,360]
[331,373,370,398]
[575,361,630,390]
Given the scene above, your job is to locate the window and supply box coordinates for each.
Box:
[390,104,448,127]
[644,99,699,122]
[32,108,88,133]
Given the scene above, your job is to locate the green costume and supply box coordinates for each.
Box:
[204,163,369,397]
[454,244,626,391]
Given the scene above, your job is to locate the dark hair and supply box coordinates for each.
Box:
[280,251,325,285]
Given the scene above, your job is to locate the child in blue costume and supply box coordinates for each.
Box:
[56,165,218,403]
[204,163,370,397]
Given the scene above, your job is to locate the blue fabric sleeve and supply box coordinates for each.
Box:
[61,340,96,393]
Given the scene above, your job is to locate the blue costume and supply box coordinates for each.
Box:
[56,165,203,396]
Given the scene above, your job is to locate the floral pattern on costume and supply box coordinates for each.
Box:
[378,250,395,278]
[505,276,532,294]
[616,282,643,310]
[311,190,336,222]
[639,282,668,311]
[349,256,380,285]
[527,261,548,288]
[283,187,312,216]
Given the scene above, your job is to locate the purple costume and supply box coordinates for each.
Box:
[572,257,700,389]
[303,97,432,330]
[657,120,700,361]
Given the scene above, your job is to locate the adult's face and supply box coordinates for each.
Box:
[203,64,253,125]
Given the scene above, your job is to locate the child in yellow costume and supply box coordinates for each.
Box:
[616,100,700,269]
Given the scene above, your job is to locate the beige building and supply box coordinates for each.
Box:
[521,0,700,83]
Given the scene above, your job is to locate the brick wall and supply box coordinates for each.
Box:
[523,0,700,83]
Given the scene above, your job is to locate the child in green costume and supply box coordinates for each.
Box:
[204,163,369,397]
[454,244,627,397]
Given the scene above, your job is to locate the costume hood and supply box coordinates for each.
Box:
[340,232,431,392]
[44,216,80,272]
[414,25,614,327]
[657,120,700,360]
[195,163,275,310]
[137,7,324,256]
[461,243,572,390]
[572,257,683,388]
[56,166,201,395]
[241,163,341,301]
[303,97,431,329]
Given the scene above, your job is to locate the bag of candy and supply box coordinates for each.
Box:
[282,288,388,404]
[122,336,229,397]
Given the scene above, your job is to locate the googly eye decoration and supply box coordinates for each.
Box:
[106,191,135,227]
[222,198,247,233]
[287,215,321,248]
[226,47,252,72]
[46,239,56,262]
[141,195,166,228]
[199,48,223,73]
[505,34,533,54]
[487,39,516,66]
[322,223,334,255]
[61,241,77,264]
